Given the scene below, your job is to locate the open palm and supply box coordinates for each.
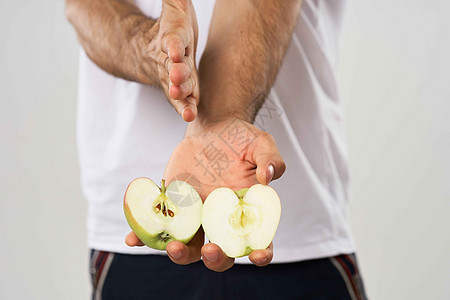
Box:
[164,119,269,199]
[126,118,285,272]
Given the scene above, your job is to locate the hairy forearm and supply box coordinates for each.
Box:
[66,0,159,86]
[197,0,302,124]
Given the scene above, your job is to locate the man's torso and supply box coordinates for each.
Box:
[78,0,355,263]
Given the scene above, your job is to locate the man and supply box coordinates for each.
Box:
[67,0,367,298]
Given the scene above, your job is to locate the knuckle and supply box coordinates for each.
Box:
[258,130,272,140]
[161,31,182,44]
[185,55,194,69]
[171,0,188,11]
[178,64,190,81]
[179,79,192,96]
[164,56,171,71]
[186,76,194,90]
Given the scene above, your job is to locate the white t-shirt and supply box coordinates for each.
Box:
[77,0,355,263]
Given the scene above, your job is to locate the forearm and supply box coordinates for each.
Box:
[196,0,302,124]
[66,0,159,86]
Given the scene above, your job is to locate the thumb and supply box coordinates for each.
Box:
[252,134,286,185]
[172,96,198,122]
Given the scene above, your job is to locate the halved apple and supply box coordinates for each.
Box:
[202,184,281,258]
[124,178,202,250]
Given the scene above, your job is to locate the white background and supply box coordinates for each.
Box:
[1,0,449,299]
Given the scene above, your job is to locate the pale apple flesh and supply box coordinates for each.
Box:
[124,177,202,250]
[202,184,281,258]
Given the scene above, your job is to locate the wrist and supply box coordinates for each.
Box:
[193,97,252,126]
[196,74,258,125]
[185,114,215,137]
[186,111,252,138]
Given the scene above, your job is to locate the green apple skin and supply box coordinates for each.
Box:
[123,178,197,250]
[241,247,253,258]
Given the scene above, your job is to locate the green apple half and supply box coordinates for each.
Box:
[202,184,281,258]
[124,178,202,250]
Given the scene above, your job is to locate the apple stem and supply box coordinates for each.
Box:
[161,179,166,193]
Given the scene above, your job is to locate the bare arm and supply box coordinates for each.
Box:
[194,0,302,125]
[126,0,302,272]
[66,0,158,85]
[66,0,200,122]
[166,0,302,272]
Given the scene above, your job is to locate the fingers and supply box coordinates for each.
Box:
[171,96,197,123]
[251,133,286,184]
[160,0,193,62]
[166,228,203,265]
[161,32,188,63]
[163,38,198,122]
[201,243,235,272]
[126,229,272,269]
[169,56,193,86]
[125,231,145,247]
[249,242,274,267]
[170,73,193,99]
[158,1,199,122]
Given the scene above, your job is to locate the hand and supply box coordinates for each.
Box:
[125,118,285,271]
[165,118,286,198]
[126,229,274,272]
[137,0,199,122]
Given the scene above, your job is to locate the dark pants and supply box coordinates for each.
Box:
[90,250,367,300]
